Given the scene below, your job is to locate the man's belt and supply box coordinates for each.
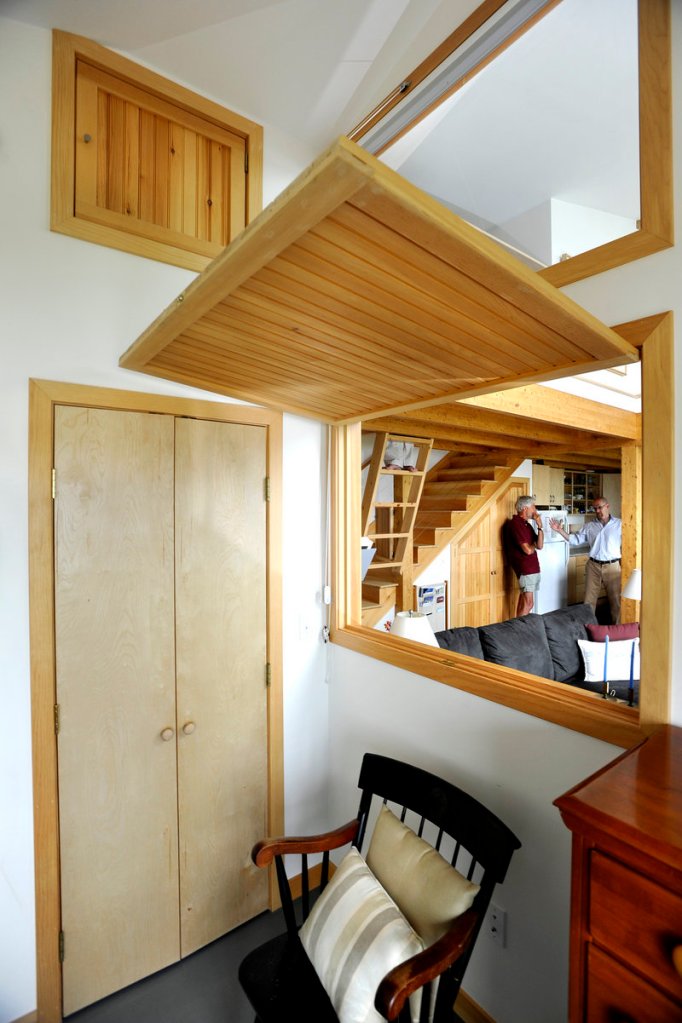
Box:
[589,557,620,565]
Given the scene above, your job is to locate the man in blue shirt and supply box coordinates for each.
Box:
[549,497,622,623]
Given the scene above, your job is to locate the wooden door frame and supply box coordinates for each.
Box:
[29,379,283,1022]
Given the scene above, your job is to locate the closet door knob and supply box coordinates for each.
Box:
[160,727,174,742]
[182,721,196,735]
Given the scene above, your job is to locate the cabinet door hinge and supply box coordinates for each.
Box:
[264,476,271,502]
[54,704,60,736]
[52,468,56,500]
[59,930,65,962]
[265,663,271,687]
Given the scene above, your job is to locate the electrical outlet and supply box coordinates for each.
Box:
[488,903,507,947]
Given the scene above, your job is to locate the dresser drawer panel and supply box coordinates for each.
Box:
[589,851,682,1002]
[586,945,682,1023]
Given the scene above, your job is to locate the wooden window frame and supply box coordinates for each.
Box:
[348,0,673,289]
[330,313,673,749]
[29,380,282,1022]
[51,30,264,272]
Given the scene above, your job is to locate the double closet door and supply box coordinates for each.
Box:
[54,406,269,1015]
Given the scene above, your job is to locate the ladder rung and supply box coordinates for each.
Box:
[372,532,410,539]
[387,434,434,445]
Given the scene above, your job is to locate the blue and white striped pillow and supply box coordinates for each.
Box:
[299,847,424,1023]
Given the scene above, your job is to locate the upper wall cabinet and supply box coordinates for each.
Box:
[51,31,263,271]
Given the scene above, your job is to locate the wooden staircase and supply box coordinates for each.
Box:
[362,450,517,626]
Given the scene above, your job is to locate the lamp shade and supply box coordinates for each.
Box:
[622,568,642,601]
[390,611,439,647]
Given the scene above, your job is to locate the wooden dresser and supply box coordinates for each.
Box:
[554,726,682,1022]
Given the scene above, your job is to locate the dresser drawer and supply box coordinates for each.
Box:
[589,851,682,1003]
[586,944,682,1023]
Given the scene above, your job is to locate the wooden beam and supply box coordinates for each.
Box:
[369,405,619,449]
[459,384,640,441]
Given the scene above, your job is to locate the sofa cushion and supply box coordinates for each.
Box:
[586,621,639,642]
[542,604,598,683]
[434,626,484,660]
[478,613,554,679]
[578,637,640,684]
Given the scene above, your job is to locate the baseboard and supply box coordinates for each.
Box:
[455,989,497,1023]
[288,859,336,901]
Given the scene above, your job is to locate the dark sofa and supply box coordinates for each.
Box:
[435,603,638,703]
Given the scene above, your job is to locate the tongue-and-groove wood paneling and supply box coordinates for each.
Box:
[119,137,639,423]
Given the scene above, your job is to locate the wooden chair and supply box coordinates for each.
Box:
[238,753,521,1022]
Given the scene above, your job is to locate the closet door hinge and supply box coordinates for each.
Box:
[54,704,60,736]
[265,663,271,687]
[264,477,271,502]
[52,468,56,499]
[59,930,65,962]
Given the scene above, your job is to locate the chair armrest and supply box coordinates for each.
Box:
[375,909,479,1021]
[251,818,360,867]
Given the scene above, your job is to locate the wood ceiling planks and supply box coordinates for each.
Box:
[120,137,639,423]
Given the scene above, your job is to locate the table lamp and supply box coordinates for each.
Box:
[390,610,439,647]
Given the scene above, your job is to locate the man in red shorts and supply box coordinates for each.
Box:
[502,495,544,616]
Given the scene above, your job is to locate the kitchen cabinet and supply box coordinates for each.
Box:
[532,463,564,505]
[567,554,589,604]
[55,407,269,1014]
[563,470,603,514]
[554,726,682,1022]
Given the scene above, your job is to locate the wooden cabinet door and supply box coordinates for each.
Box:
[451,478,529,628]
[493,481,526,621]
[74,60,247,261]
[54,408,269,1013]
[55,407,179,1014]
[175,419,268,955]
[533,464,551,504]
[452,513,492,627]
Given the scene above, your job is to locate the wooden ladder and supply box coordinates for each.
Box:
[361,433,433,612]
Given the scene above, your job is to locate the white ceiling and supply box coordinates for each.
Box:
[0,0,482,151]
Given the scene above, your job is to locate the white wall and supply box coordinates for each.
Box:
[0,18,329,1022]
[325,8,682,1023]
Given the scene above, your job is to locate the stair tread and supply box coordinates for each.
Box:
[374,502,418,508]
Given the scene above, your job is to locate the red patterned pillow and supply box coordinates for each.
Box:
[586,622,639,642]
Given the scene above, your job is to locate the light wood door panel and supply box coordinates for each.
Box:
[451,479,528,630]
[54,407,179,1015]
[75,61,247,256]
[175,419,268,956]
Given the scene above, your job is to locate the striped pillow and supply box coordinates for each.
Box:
[299,847,424,1023]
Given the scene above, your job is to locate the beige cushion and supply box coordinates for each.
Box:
[299,847,424,1023]
[366,805,480,946]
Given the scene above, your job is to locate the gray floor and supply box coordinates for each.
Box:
[66,908,285,1023]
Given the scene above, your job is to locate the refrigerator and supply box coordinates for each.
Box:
[534,510,569,614]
